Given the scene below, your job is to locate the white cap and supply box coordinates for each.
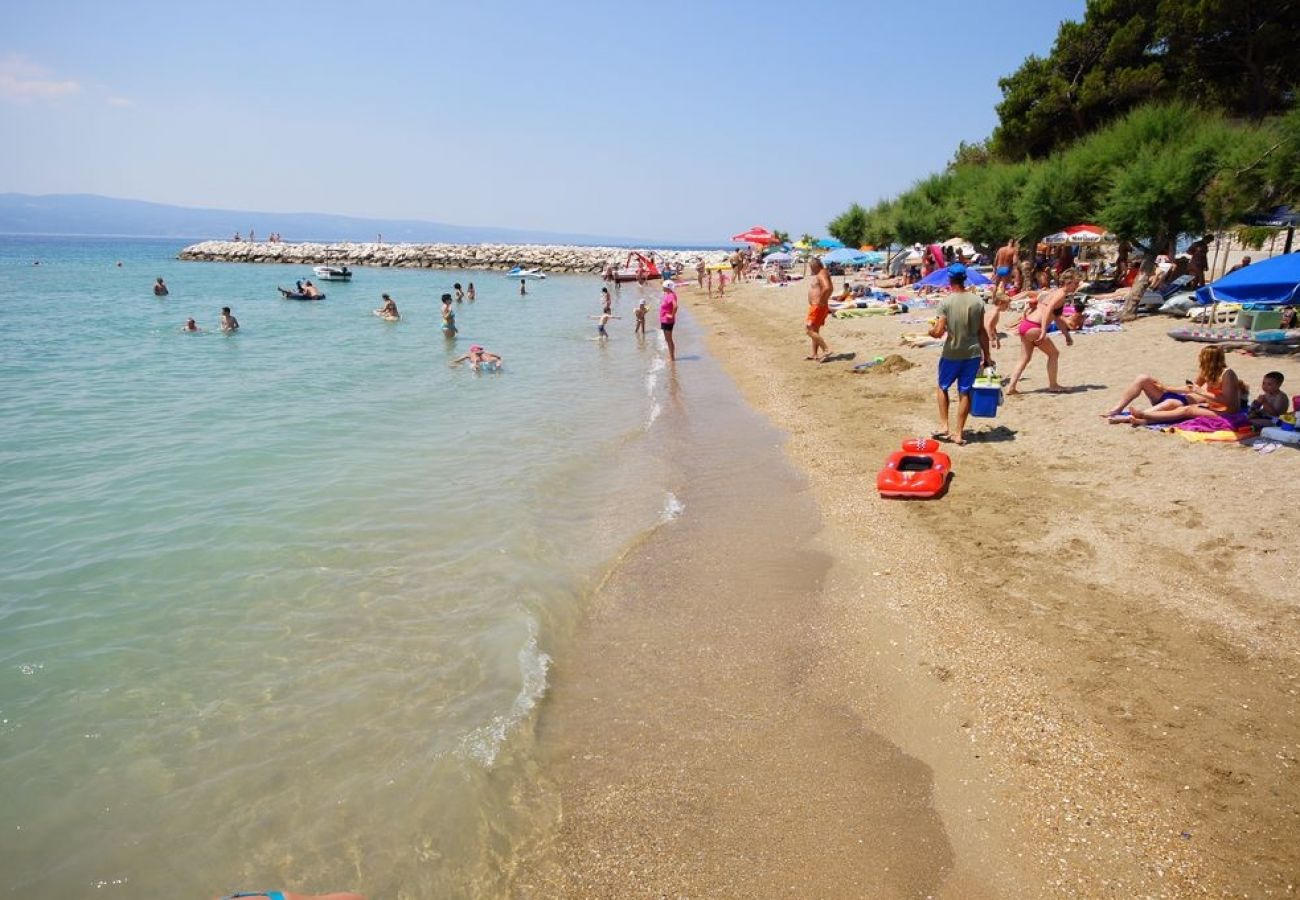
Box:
[662,280,676,290]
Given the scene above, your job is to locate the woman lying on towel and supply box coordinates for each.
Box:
[1102,345,1245,425]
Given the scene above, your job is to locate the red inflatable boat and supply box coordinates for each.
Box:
[877,438,952,499]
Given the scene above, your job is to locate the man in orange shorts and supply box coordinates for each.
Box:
[806,256,833,360]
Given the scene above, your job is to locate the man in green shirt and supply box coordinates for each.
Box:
[927,264,993,445]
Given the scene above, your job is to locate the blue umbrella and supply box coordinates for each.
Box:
[914,266,992,288]
[821,247,868,265]
[1194,252,1300,307]
[816,237,845,249]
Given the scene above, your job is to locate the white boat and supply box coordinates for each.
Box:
[313,265,353,281]
[505,266,547,279]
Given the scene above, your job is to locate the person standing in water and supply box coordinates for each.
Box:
[659,280,679,361]
[375,293,400,320]
[220,307,239,332]
[600,287,612,314]
[466,282,476,301]
[441,293,457,335]
[453,283,464,302]
[590,311,621,339]
[183,318,199,332]
[153,277,169,296]
[519,278,527,296]
[634,298,648,335]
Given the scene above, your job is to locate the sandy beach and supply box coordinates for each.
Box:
[530,277,1299,897]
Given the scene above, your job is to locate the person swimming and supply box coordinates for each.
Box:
[220,307,239,332]
[154,277,169,296]
[375,293,400,320]
[183,318,199,332]
[451,345,502,371]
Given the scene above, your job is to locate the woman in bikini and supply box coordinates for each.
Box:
[1103,345,1243,425]
[1005,269,1079,395]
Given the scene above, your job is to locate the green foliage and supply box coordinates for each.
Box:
[772,230,791,244]
[827,203,869,249]
[798,233,816,248]
[990,0,1300,160]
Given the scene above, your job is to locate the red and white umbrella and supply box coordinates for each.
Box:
[1043,224,1113,245]
[731,226,777,246]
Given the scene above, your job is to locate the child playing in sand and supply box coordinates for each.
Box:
[590,311,621,339]
[634,299,648,335]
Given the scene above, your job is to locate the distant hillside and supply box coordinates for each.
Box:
[0,193,648,246]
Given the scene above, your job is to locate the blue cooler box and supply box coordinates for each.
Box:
[971,370,1002,418]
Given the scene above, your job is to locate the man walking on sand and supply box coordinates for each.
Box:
[806,257,833,361]
[928,263,992,445]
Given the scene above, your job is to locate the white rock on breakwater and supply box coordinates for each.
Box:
[177,241,729,274]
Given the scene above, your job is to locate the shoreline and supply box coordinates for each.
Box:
[176,240,723,274]
[520,309,1039,895]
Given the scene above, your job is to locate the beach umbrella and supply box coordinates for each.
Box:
[815,237,844,249]
[731,226,777,246]
[820,247,869,265]
[913,266,993,288]
[764,251,794,265]
[1193,252,1300,307]
[1043,224,1112,244]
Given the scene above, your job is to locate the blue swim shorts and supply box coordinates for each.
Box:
[938,357,982,394]
[996,265,1011,277]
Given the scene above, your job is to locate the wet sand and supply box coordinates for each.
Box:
[521,315,1039,896]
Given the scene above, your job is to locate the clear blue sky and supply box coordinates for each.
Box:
[2,0,1084,243]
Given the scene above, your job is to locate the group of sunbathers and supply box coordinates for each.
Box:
[1102,345,1291,427]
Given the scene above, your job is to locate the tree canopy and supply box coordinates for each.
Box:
[989,0,1300,161]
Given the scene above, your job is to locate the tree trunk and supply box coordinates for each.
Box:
[1121,255,1157,321]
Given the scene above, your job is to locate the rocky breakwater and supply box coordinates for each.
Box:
[177,241,725,274]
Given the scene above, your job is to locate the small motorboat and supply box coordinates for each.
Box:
[279,287,325,301]
[877,438,951,499]
[505,266,547,279]
[313,265,353,281]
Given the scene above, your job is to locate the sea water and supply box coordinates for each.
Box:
[0,236,678,897]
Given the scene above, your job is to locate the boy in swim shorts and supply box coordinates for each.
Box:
[591,311,620,339]
[634,299,647,335]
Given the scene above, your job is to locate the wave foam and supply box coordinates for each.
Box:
[660,491,685,523]
[460,618,551,768]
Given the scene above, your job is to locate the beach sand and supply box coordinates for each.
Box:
[525,278,1299,896]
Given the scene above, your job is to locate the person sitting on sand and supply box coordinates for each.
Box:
[451,345,502,371]
[985,290,1011,350]
[1005,269,1078,395]
[220,307,239,332]
[1103,345,1244,425]
[154,277,169,296]
[1247,371,1289,427]
[183,318,199,332]
[376,293,400,320]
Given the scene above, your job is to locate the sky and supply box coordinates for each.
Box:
[1,0,1086,244]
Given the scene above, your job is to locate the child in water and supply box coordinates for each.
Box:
[590,311,621,339]
[451,345,503,371]
[441,294,456,334]
[634,299,647,335]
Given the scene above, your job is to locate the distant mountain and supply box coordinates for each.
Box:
[0,193,664,247]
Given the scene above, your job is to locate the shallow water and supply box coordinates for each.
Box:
[0,236,676,897]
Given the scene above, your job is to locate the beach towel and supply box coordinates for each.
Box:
[1170,412,1253,443]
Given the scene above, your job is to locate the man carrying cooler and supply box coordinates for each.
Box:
[928,263,992,445]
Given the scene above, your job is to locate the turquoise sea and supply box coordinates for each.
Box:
[0,236,684,897]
